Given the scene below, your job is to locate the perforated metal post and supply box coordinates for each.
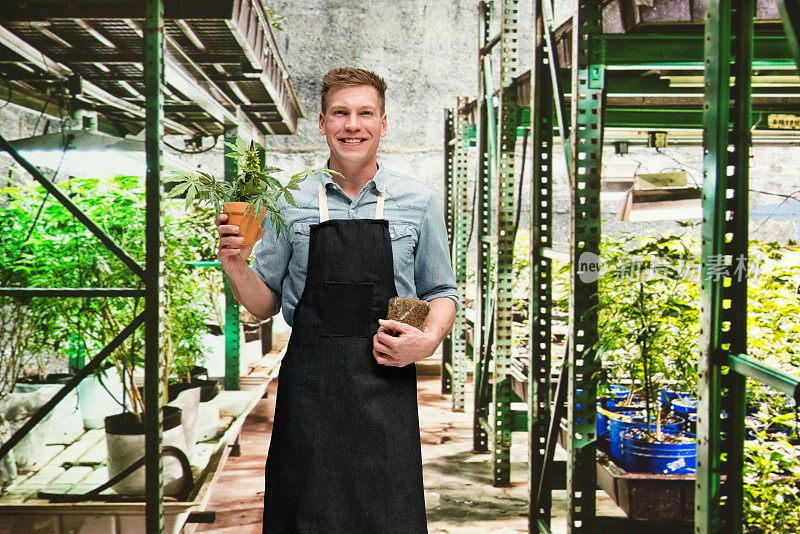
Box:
[566,0,604,531]
[451,97,471,412]
[474,0,494,453]
[489,0,520,488]
[224,130,241,391]
[529,0,555,529]
[696,2,753,532]
[443,107,456,396]
[144,0,165,531]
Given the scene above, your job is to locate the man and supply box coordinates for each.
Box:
[215,67,458,533]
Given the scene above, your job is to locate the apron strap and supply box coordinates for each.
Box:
[318,181,386,221]
[375,191,385,219]
[318,182,330,222]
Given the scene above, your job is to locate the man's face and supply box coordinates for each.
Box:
[319,85,387,170]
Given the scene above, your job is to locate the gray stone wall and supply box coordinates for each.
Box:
[1,1,797,246]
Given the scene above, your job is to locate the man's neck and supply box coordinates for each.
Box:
[328,158,379,199]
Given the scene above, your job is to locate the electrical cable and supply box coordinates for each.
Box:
[513,126,530,233]
[466,166,478,251]
[164,135,219,155]
[0,81,12,110]
[750,192,800,235]
[32,92,55,136]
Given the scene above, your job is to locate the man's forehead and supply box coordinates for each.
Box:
[326,85,381,108]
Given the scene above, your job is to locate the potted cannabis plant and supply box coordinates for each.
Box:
[595,233,700,471]
[165,137,334,244]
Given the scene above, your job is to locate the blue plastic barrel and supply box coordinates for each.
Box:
[672,397,698,415]
[621,430,697,474]
[608,413,684,461]
[609,385,630,400]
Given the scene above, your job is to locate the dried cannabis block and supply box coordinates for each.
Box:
[386,297,429,331]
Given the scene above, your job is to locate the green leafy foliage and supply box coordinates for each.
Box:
[743,435,800,533]
[595,232,700,401]
[0,176,217,413]
[164,137,339,237]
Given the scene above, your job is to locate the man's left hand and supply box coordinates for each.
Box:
[372,319,439,367]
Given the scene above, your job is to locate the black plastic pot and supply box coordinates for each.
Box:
[104,405,188,496]
[104,405,182,435]
[168,381,203,403]
[189,366,209,381]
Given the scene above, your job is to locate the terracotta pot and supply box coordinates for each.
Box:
[224,202,266,247]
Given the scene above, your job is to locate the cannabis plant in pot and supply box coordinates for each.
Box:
[595,232,700,438]
[165,137,336,244]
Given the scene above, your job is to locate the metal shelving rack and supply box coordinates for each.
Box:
[0,2,300,532]
[443,1,800,532]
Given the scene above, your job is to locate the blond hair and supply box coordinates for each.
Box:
[321,68,387,114]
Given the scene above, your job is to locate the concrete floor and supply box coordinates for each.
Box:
[195,372,623,534]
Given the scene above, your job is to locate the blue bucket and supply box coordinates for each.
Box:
[659,388,692,404]
[609,385,630,400]
[608,413,684,461]
[597,402,640,439]
[672,397,698,415]
[621,430,697,474]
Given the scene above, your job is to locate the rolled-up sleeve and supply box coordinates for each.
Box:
[250,218,291,316]
[414,190,459,310]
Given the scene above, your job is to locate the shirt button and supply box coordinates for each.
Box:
[349,209,355,214]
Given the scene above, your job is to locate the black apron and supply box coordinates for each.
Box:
[263,183,427,533]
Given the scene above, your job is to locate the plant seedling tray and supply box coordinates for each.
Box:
[596,453,695,522]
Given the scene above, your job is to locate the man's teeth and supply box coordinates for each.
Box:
[343,139,363,144]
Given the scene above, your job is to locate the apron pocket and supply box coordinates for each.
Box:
[322,281,374,337]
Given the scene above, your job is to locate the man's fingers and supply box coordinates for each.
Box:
[373,349,399,367]
[220,235,245,247]
[214,213,228,226]
[216,224,240,237]
[378,319,417,334]
[373,335,394,355]
[218,248,241,258]
[376,329,401,348]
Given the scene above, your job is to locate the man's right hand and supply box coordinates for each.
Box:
[215,213,265,272]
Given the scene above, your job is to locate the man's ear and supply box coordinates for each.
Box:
[319,112,326,135]
[380,113,388,138]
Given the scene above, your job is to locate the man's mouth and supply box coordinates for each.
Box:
[340,138,367,145]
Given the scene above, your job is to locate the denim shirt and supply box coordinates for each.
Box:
[251,163,459,326]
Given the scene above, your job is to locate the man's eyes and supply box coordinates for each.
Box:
[332,110,374,115]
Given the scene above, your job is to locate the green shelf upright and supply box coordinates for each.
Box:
[473,0,496,455]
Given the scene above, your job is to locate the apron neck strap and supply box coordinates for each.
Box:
[318,182,385,222]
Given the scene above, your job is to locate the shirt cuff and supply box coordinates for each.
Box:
[422,292,460,312]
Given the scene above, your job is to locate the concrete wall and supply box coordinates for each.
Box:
[1,0,797,245]
[263,0,487,184]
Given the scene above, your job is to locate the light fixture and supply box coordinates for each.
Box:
[615,171,702,222]
[9,129,191,178]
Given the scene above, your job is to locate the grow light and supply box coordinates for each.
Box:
[615,186,702,222]
[9,130,191,178]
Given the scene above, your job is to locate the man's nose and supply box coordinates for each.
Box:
[345,113,360,130]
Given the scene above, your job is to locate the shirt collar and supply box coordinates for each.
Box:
[319,161,386,193]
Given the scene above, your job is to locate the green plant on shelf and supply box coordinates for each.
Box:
[593,232,700,435]
[0,176,217,420]
[164,137,340,237]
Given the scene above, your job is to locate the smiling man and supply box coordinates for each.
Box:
[215,67,457,533]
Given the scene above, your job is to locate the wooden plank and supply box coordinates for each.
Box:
[41,466,94,495]
[76,436,107,465]
[56,429,104,465]
[0,465,65,502]
[70,466,109,495]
